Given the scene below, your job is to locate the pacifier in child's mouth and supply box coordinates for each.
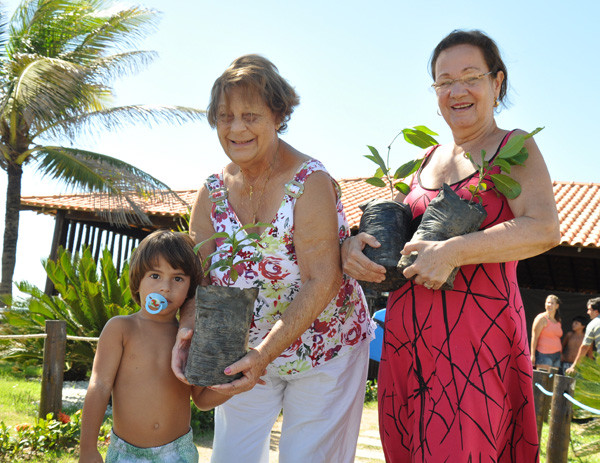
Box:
[145,293,168,314]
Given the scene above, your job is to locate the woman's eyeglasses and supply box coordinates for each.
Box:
[431,71,493,94]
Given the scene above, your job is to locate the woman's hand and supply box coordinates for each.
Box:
[171,327,193,384]
[401,239,458,290]
[341,233,386,282]
[208,348,268,396]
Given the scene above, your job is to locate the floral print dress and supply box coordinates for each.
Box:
[205,158,373,376]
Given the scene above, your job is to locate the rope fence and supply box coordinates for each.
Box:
[535,376,600,415]
[0,321,100,419]
[0,334,99,342]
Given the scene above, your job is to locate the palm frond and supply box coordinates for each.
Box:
[0,5,9,62]
[33,145,188,225]
[67,4,160,61]
[79,50,157,84]
[5,54,102,130]
[39,104,206,141]
[8,0,82,57]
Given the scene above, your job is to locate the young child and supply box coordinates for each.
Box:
[79,230,228,463]
[561,315,590,373]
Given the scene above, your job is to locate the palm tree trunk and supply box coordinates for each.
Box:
[1,163,23,299]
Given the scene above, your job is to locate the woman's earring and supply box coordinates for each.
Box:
[494,98,499,108]
[437,109,442,116]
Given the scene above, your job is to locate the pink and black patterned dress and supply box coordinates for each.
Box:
[205,158,373,377]
[379,132,540,462]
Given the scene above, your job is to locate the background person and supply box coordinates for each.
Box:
[566,297,600,375]
[174,55,373,463]
[530,294,563,371]
[561,315,591,373]
[342,29,560,462]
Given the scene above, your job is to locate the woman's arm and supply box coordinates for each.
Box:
[210,171,343,394]
[341,190,408,282]
[171,187,215,382]
[79,319,124,463]
[530,314,547,366]
[402,135,561,288]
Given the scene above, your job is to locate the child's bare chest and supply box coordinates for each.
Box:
[118,326,178,384]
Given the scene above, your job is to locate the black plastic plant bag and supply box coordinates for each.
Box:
[357,199,413,292]
[185,285,257,386]
[398,183,487,290]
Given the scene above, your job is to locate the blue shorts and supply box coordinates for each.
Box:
[106,428,198,463]
[535,351,561,368]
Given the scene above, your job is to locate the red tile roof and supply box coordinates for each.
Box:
[20,180,600,248]
[553,182,600,248]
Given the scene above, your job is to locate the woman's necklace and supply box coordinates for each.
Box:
[241,162,275,224]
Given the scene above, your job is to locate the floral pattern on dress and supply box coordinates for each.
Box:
[205,158,373,376]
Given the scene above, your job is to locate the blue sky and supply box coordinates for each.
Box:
[2,0,599,293]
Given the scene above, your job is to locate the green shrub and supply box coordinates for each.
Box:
[0,247,138,379]
[191,405,215,434]
[365,379,378,403]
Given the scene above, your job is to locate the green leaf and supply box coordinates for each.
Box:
[497,134,526,160]
[505,147,528,166]
[365,146,388,173]
[374,167,384,178]
[365,177,387,188]
[393,159,422,180]
[524,127,544,139]
[493,158,512,173]
[394,182,411,195]
[402,128,438,149]
[412,125,439,137]
[491,173,522,199]
[468,184,477,193]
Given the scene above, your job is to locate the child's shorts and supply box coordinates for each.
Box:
[105,427,198,463]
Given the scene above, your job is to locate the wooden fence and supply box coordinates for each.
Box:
[0,320,98,419]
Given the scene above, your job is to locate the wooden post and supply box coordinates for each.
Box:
[39,320,66,419]
[543,367,559,423]
[546,374,576,463]
[533,369,554,441]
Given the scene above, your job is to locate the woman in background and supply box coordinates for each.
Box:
[531,294,563,371]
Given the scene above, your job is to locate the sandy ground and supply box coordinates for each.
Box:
[195,405,384,462]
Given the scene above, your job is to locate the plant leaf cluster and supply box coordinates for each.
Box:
[465,127,543,202]
[364,125,438,198]
[0,410,88,460]
[195,223,273,286]
[0,246,137,377]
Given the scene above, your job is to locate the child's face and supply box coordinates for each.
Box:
[572,321,583,331]
[139,256,191,314]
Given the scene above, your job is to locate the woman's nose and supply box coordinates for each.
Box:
[230,116,246,131]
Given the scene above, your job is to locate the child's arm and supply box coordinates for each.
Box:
[79,318,126,463]
[191,385,230,411]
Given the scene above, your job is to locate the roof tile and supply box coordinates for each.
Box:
[20,180,600,248]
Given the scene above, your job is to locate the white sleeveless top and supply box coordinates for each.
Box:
[205,158,374,376]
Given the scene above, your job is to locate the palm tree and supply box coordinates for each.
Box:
[0,0,205,297]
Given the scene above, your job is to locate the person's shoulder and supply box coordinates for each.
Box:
[101,314,137,337]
